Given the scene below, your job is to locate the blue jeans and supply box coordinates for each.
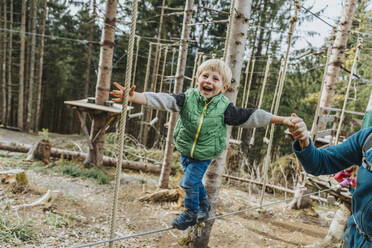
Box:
[180,155,211,213]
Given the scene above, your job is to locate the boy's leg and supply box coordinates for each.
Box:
[172,156,210,230]
[180,158,211,213]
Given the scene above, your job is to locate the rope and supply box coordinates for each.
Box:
[223,0,235,61]
[155,45,168,117]
[259,1,299,207]
[132,36,141,85]
[166,47,178,123]
[71,187,335,248]
[108,0,138,247]
[237,58,255,141]
[249,56,272,146]
[235,59,251,141]
[138,42,153,140]
[264,59,284,142]
[335,38,362,143]
[191,52,202,88]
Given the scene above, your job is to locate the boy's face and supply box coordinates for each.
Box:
[197,70,229,99]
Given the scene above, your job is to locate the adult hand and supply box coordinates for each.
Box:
[110,82,136,103]
[289,113,310,149]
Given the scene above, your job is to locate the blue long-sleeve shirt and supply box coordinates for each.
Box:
[293,127,372,248]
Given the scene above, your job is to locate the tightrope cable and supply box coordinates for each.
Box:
[71,187,335,248]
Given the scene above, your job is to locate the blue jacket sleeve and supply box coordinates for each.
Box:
[292,128,372,176]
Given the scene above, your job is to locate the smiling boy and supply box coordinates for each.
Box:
[110,59,294,230]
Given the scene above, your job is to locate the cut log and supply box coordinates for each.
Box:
[0,169,29,192]
[34,139,51,164]
[25,139,51,164]
[288,182,311,210]
[138,187,185,206]
[0,141,161,174]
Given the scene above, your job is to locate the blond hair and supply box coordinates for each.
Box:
[196,59,232,86]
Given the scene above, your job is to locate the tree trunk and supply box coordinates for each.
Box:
[81,0,96,126]
[318,0,357,130]
[158,0,193,189]
[6,0,13,126]
[85,0,117,167]
[26,0,38,131]
[17,0,27,130]
[34,0,47,134]
[2,0,7,125]
[189,1,251,246]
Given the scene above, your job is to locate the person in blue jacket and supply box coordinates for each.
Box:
[289,113,372,248]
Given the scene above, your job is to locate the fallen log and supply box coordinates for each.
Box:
[222,174,330,204]
[0,141,161,174]
[12,189,61,209]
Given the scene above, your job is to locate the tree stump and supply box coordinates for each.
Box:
[34,139,51,164]
[0,169,29,193]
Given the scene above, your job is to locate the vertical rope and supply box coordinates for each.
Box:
[155,45,168,117]
[238,58,255,141]
[132,36,141,85]
[191,52,200,88]
[166,47,177,124]
[192,52,203,88]
[335,38,362,143]
[259,1,299,207]
[223,0,235,61]
[249,56,271,145]
[264,59,283,142]
[108,0,138,246]
[138,42,153,141]
[236,59,251,140]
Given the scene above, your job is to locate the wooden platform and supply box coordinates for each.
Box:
[64,99,133,114]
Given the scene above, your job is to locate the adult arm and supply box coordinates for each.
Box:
[292,128,371,175]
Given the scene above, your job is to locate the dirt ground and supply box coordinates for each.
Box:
[0,128,337,248]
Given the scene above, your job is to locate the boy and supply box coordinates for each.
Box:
[110,59,294,230]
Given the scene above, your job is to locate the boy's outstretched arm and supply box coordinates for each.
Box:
[110,82,147,105]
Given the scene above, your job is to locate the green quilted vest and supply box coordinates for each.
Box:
[174,88,230,161]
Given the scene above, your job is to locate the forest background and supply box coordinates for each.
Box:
[0,0,371,166]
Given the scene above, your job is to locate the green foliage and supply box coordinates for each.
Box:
[0,214,35,243]
[39,128,50,141]
[44,212,75,228]
[52,160,111,184]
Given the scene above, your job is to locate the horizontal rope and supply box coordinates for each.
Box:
[71,187,335,248]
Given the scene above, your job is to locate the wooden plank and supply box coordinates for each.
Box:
[64,99,133,114]
[318,114,337,123]
[315,129,335,138]
[320,106,364,116]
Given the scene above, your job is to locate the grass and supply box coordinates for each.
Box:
[0,214,35,243]
[44,212,75,228]
[52,160,111,184]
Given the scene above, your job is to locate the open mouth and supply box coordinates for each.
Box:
[202,86,213,93]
